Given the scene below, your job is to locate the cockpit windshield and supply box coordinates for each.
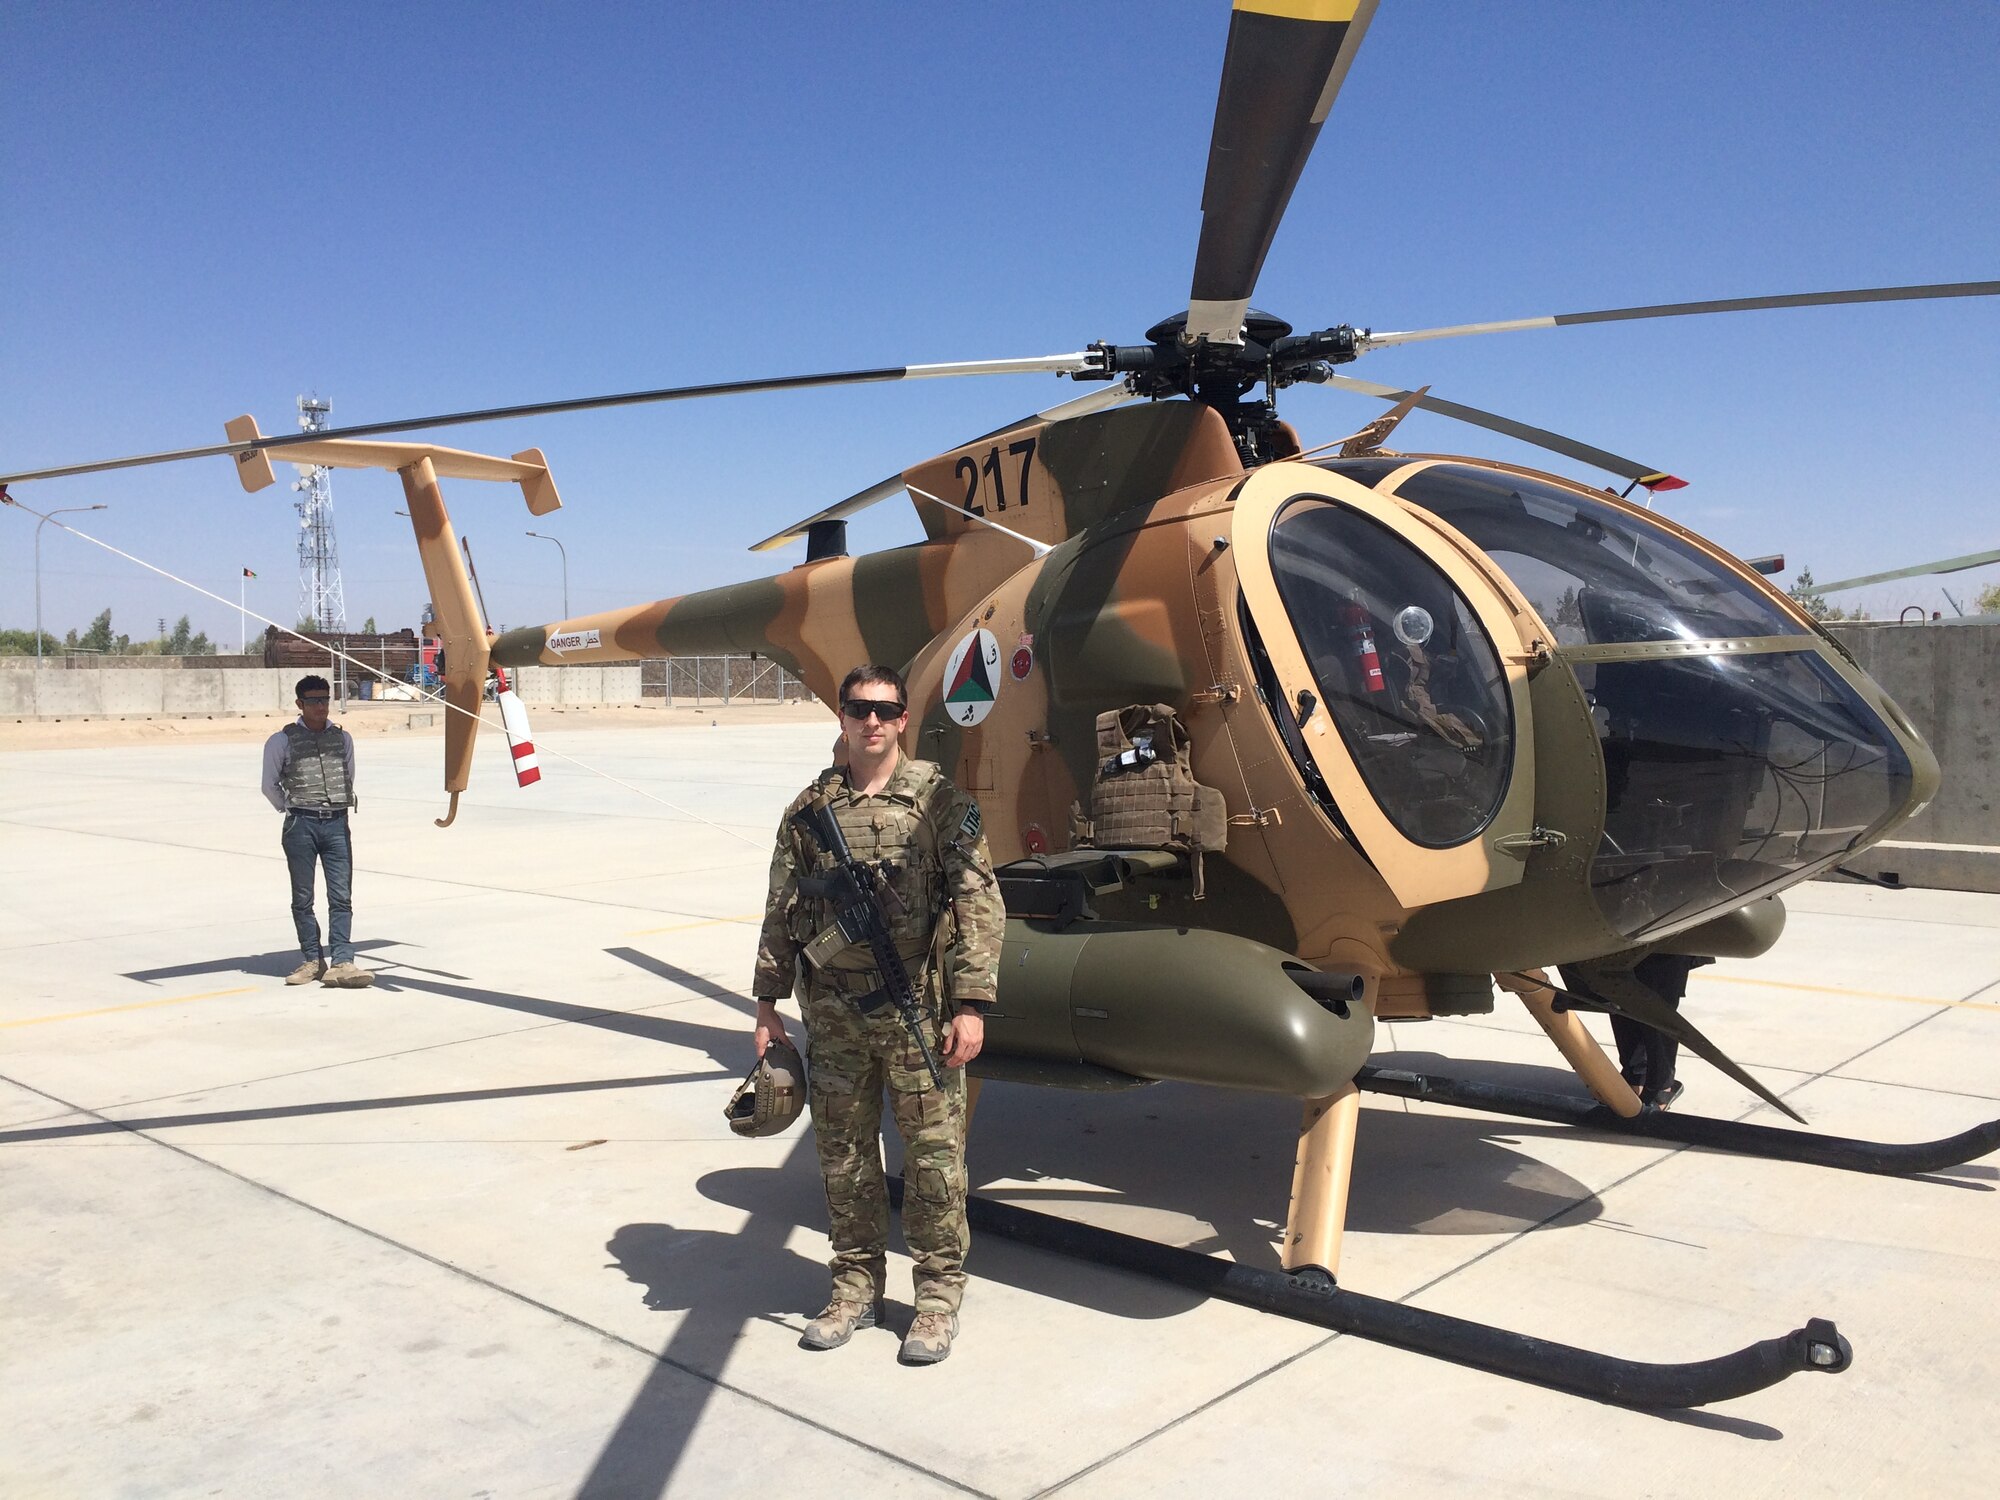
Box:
[1331,461,1807,646]
[1574,650,1913,939]
[1268,500,1513,848]
[1308,460,1909,939]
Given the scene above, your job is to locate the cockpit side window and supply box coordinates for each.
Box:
[1358,463,1805,646]
[1268,500,1514,848]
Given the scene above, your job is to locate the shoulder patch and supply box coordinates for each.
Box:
[959,802,982,840]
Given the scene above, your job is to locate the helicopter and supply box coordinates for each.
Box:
[5,0,1998,1405]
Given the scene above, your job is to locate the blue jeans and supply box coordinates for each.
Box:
[282,812,353,965]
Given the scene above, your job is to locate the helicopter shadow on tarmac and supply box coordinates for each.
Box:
[592,946,1608,1273]
[362,951,763,1075]
[308,949,1688,1492]
[119,939,471,986]
[966,1069,1604,1262]
[570,961,1634,1497]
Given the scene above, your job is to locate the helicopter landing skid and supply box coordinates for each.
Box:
[886,1175,1848,1407]
[1353,1065,2000,1176]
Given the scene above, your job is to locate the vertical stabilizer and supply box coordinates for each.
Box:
[399,456,491,824]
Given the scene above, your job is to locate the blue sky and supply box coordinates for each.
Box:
[4,1,1996,644]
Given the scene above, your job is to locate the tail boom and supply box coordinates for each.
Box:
[489,531,1032,705]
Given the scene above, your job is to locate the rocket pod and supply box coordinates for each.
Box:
[979,919,1374,1096]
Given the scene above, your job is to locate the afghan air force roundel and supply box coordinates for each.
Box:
[941,627,1001,727]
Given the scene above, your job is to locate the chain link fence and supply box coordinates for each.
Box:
[640,655,813,704]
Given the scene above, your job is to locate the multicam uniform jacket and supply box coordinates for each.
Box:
[753,756,1002,1011]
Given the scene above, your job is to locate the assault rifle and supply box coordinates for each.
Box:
[791,799,947,1090]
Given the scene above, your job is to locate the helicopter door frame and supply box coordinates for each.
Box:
[1231,463,1538,907]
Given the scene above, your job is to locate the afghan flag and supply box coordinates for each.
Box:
[242,567,257,578]
[946,640,995,707]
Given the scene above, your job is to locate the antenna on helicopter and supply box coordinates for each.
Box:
[906,484,1053,558]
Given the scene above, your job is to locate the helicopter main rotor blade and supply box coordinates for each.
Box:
[748,379,1143,552]
[1521,973,1806,1125]
[0,352,1107,487]
[1187,0,1378,345]
[1317,372,1682,489]
[1816,547,2000,594]
[1358,280,2000,352]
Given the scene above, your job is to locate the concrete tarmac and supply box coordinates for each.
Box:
[3,722,1998,1498]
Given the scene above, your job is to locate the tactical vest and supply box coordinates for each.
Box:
[794,762,948,987]
[1071,703,1228,895]
[280,722,353,810]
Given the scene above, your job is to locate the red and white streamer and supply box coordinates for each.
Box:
[495,671,541,787]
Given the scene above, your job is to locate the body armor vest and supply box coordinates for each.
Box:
[1072,703,1228,894]
[280,722,353,809]
[796,763,946,980]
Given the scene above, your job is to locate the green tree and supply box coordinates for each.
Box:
[1787,567,1861,623]
[79,609,115,653]
[1551,586,1583,634]
[361,616,377,633]
[187,631,216,655]
[1976,581,2000,616]
[296,616,320,633]
[166,615,194,654]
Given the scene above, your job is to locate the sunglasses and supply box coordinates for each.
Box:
[841,698,906,722]
[299,696,331,704]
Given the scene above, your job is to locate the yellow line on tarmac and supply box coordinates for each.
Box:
[622,913,761,938]
[1702,974,2000,1015]
[0,986,260,1030]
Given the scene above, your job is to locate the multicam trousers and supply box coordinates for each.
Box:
[801,983,969,1314]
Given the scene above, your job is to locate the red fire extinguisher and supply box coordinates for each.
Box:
[1345,605,1386,694]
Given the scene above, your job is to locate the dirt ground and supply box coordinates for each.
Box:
[0,698,833,751]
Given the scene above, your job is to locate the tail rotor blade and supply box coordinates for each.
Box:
[1187,0,1378,344]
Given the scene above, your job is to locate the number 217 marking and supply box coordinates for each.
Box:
[954,435,1037,515]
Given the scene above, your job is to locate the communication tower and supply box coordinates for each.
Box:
[293,395,347,631]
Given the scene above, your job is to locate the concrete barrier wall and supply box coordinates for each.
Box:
[221,672,289,714]
[99,671,167,714]
[27,672,103,716]
[506,665,639,706]
[1827,620,1998,846]
[6,665,647,716]
[162,673,227,713]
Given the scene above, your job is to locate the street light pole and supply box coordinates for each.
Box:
[35,504,108,667]
[525,531,569,619]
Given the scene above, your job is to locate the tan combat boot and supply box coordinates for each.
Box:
[285,958,327,985]
[320,963,376,989]
[798,1298,883,1351]
[898,1311,959,1366]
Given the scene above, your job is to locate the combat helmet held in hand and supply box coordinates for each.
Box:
[725,1038,806,1137]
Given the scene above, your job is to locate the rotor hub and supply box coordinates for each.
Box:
[1076,311,1362,465]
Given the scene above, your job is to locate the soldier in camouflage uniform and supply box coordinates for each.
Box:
[753,663,1004,1366]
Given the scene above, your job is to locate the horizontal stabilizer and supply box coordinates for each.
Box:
[223,416,561,516]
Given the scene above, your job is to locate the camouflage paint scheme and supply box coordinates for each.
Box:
[482,398,1937,1027]
[749,757,1002,1315]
